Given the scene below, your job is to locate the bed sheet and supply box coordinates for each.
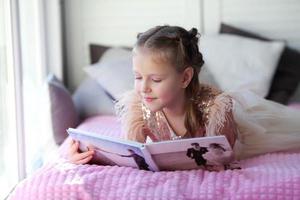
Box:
[8,115,300,200]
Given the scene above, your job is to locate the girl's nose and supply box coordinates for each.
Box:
[142,81,151,93]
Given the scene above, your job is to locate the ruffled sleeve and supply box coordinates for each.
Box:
[114,90,147,143]
[205,93,238,148]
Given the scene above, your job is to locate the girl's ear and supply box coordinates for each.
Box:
[181,67,194,88]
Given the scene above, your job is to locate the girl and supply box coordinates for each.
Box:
[68,25,300,165]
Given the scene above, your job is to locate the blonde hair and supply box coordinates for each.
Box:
[135,25,205,137]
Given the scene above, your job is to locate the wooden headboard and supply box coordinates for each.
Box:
[89,44,110,64]
[89,45,132,64]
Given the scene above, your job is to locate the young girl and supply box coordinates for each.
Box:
[68,25,300,165]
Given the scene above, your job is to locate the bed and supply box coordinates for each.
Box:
[8,29,300,198]
[7,0,300,197]
[8,115,300,200]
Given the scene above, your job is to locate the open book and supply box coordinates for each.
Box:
[67,128,238,171]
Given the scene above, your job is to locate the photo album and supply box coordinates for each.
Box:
[67,128,239,171]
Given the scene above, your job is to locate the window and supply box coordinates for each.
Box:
[0,0,58,198]
[0,0,21,198]
[19,0,53,175]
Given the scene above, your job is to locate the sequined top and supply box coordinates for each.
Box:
[141,84,222,142]
[194,84,222,127]
[116,83,236,145]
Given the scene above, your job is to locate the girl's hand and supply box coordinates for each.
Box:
[68,139,94,164]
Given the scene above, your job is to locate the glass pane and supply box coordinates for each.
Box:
[0,0,19,199]
[18,1,56,175]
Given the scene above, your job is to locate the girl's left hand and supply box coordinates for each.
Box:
[68,139,95,164]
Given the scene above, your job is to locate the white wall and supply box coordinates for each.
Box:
[44,0,63,80]
[63,0,300,101]
[204,0,300,50]
[63,0,202,91]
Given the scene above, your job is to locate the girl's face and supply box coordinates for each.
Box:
[133,48,188,112]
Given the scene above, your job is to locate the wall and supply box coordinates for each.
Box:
[63,0,202,91]
[63,0,300,101]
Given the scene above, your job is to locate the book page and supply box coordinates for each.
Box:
[67,128,155,171]
[145,136,235,171]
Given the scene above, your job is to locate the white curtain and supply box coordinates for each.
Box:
[0,0,63,197]
[18,0,63,174]
[0,0,19,198]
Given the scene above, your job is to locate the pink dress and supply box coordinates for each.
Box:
[115,84,300,160]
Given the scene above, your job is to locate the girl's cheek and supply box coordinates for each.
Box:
[159,85,180,100]
[134,82,141,93]
[157,87,172,99]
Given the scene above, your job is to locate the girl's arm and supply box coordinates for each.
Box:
[206,94,238,149]
[217,108,238,148]
[115,90,147,143]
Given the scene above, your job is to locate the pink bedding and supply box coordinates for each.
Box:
[8,115,300,200]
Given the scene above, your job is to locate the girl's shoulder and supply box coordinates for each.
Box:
[114,90,146,142]
[195,83,223,107]
[115,90,141,109]
[114,90,143,122]
[195,84,232,126]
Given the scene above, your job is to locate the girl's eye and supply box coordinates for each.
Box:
[152,79,162,83]
[135,77,142,80]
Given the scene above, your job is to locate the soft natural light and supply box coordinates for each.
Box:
[18,0,57,175]
[0,1,56,198]
[0,0,19,198]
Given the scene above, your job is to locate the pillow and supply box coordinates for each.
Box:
[72,77,115,119]
[198,65,219,88]
[48,74,79,145]
[199,34,285,97]
[220,23,300,104]
[84,47,135,100]
[86,46,222,100]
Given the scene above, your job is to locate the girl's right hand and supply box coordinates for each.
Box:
[68,139,95,164]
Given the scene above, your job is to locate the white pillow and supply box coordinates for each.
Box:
[84,48,134,99]
[72,78,115,118]
[85,47,222,99]
[199,34,285,97]
[198,65,219,88]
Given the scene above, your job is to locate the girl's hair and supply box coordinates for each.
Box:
[135,25,205,137]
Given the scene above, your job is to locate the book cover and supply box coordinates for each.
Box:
[67,128,237,171]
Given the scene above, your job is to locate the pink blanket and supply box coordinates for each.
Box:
[8,116,300,200]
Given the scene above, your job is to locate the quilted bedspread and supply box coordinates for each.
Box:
[8,116,300,200]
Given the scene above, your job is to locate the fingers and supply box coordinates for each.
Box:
[70,150,94,164]
[73,154,94,165]
[75,150,94,160]
[68,139,95,164]
[69,139,80,154]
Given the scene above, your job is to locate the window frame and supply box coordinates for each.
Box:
[10,0,26,181]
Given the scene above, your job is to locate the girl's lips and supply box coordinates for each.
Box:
[144,97,156,103]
